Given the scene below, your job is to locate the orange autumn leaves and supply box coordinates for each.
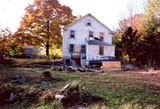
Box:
[15,0,76,56]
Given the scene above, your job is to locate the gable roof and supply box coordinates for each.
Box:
[63,13,113,33]
[87,40,114,46]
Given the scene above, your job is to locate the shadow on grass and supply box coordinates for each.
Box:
[0,58,16,65]
[0,58,53,69]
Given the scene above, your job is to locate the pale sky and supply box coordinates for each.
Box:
[0,0,144,33]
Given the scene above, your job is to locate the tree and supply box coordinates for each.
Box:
[119,27,141,63]
[17,0,76,56]
[144,0,160,22]
[114,0,160,66]
[0,28,22,57]
[119,4,140,31]
[0,27,13,57]
[142,0,160,66]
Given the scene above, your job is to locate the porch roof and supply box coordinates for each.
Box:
[87,40,114,46]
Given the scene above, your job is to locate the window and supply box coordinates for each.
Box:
[100,32,104,41]
[99,46,104,55]
[69,44,74,52]
[81,45,86,53]
[86,19,91,26]
[70,30,75,38]
[89,31,93,37]
[100,37,104,41]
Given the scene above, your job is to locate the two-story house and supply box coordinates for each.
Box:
[62,13,115,66]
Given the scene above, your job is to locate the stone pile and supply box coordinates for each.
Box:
[52,66,104,73]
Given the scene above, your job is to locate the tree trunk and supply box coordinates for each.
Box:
[46,19,50,57]
[46,44,50,56]
[128,53,132,63]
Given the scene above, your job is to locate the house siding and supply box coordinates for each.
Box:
[62,16,112,58]
[62,14,115,66]
[87,45,115,61]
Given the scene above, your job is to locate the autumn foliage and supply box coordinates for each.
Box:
[114,0,160,66]
[16,0,76,56]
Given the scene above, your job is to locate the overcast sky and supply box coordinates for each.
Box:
[0,0,144,32]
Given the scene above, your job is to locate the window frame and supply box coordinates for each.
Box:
[89,31,93,37]
[99,46,104,55]
[81,45,86,53]
[86,19,92,26]
[70,30,75,38]
[100,37,104,41]
[99,32,104,41]
[69,44,74,53]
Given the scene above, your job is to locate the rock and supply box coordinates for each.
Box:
[78,68,86,72]
[67,66,77,72]
[95,70,104,73]
[15,75,23,79]
[35,64,51,68]
[11,75,29,85]
[9,93,16,102]
[43,71,52,78]
[86,68,96,72]
[18,92,26,99]
[55,94,66,101]
[28,64,35,68]
[52,66,65,71]
[12,79,24,85]
[0,88,15,104]
[57,66,64,71]
[85,68,104,73]
[122,63,136,70]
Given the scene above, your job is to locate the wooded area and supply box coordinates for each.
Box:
[113,0,160,67]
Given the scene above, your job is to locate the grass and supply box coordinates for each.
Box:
[0,58,52,68]
[0,59,160,108]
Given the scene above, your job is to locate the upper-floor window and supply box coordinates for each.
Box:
[70,30,75,38]
[86,19,92,26]
[99,32,104,41]
[89,31,93,37]
[69,44,74,52]
[81,45,86,53]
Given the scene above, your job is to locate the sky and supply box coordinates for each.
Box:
[0,0,144,33]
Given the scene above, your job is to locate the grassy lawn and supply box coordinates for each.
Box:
[0,59,160,108]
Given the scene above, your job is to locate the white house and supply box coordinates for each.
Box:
[62,13,115,66]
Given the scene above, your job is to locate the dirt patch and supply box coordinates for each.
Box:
[121,70,160,87]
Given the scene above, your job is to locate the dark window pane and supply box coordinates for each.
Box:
[86,19,91,26]
[81,45,86,53]
[100,37,104,41]
[69,44,74,52]
[87,22,91,26]
[89,31,93,37]
[70,30,75,38]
